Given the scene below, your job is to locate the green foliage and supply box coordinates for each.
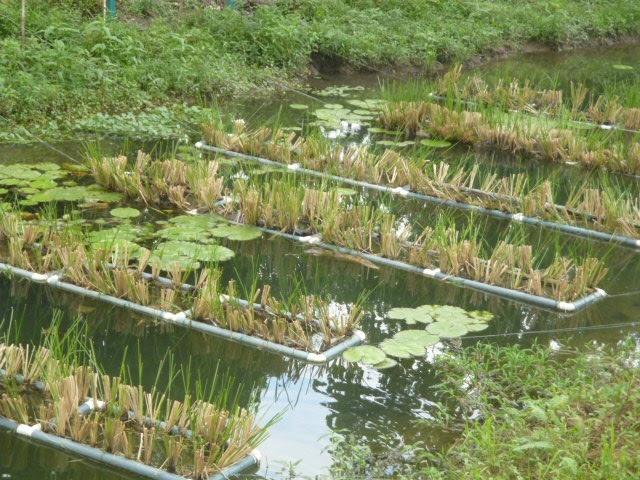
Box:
[2,0,640,135]
[330,341,640,479]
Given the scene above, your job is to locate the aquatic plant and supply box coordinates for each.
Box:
[378,101,640,175]
[0,341,268,478]
[224,179,607,301]
[201,122,640,240]
[432,67,640,131]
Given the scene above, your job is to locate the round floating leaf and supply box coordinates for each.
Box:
[612,64,634,71]
[379,339,414,359]
[387,307,435,325]
[426,321,469,338]
[372,358,398,369]
[466,322,490,332]
[420,139,452,148]
[393,330,439,348]
[289,104,309,110]
[323,103,344,109]
[210,224,262,242]
[343,345,386,365]
[110,207,141,219]
[151,241,235,270]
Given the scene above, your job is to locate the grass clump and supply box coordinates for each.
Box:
[327,341,640,479]
[203,120,640,239]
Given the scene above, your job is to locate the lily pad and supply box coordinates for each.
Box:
[420,139,452,148]
[343,345,386,365]
[372,358,398,369]
[426,321,469,338]
[289,104,309,110]
[612,64,634,71]
[387,307,435,325]
[110,207,141,219]
[150,240,235,270]
[323,103,344,110]
[379,339,414,359]
[210,224,262,241]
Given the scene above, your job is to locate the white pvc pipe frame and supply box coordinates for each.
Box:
[0,262,365,364]
[0,394,261,480]
[195,142,640,250]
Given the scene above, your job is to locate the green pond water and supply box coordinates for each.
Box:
[1,45,640,479]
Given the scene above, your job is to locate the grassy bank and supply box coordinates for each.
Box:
[2,0,640,139]
[328,341,640,479]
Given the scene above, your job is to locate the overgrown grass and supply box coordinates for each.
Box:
[327,341,640,479]
[2,0,640,136]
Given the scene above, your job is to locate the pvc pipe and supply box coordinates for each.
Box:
[194,143,640,250]
[236,224,607,313]
[209,450,261,480]
[0,263,363,363]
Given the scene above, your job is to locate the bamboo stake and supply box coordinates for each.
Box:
[20,0,26,41]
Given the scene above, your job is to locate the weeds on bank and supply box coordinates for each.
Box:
[326,341,640,479]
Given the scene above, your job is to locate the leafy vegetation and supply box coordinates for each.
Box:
[3,0,640,136]
[328,341,640,479]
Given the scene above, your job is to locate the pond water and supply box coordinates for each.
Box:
[1,44,640,479]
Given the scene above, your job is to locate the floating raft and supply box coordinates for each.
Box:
[195,142,640,250]
[0,397,260,480]
[0,262,364,363]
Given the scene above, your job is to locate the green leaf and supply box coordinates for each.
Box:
[372,358,398,369]
[289,104,309,110]
[210,224,262,241]
[110,207,141,219]
[426,321,469,338]
[612,64,634,71]
[420,139,452,148]
[387,307,435,325]
[343,346,387,365]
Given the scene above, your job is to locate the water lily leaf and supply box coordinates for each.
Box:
[29,178,58,190]
[289,104,309,110]
[210,224,262,241]
[387,307,434,325]
[110,207,141,219]
[376,140,398,147]
[426,321,469,338]
[151,240,234,270]
[323,103,344,109]
[372,358,398,369]
[343,345,386,365]
[379,339,415,359]
[393,330,439,348]
[421,139,452,148]
[26,186,122,204]
[465,322,490,332]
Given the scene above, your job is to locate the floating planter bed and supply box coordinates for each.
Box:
[0,262,365,363]
[83,152,610,312]
[427,67,640,134]
[224,223,607,313]
[194,141,640,249]
[0,343,265,480]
